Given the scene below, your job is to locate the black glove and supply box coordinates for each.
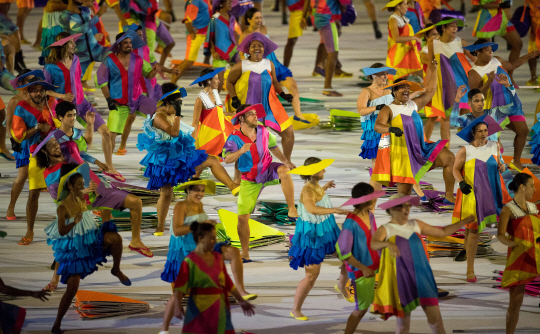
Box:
[10,137,21,153]
[388,127,403,137]
[499,1,511,9]
[279,92,294,103]
[173,99,183,117]
[376,104,385,111]
[459,181,472,195]
[231,96,241,109]
[106,97,117,111]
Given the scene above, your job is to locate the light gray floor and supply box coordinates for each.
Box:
[1,1,539,333]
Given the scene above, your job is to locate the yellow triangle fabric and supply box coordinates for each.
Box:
[217,209,285,241]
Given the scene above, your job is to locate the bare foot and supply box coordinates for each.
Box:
[288,207,299,218]
[445,195,456,204]
[111,268,130,284]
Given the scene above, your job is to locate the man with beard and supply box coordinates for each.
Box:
[96,30,160,157]
[223,104,298,261]
[44,32,125,181]
[10,77,59,245]
[59,0,109,81]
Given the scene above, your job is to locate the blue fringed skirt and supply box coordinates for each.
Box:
[359,111,381,160]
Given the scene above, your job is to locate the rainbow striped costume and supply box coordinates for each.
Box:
[386,14,422,80]
[472,0,515,38]
[195,89,234,157]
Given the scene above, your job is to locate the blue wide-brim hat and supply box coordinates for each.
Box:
[10,69,45,89]
[190,67,225,86]
[362,66,397,77]
[463,42,498,53]
[109,30,146,53]
[157,87,188,107]
[16,80,57,92]
[456,114,503,143]
[122,23,142,32]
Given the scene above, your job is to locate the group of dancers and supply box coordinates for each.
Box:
[0,0,540,333]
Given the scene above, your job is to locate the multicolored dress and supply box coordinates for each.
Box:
[386,14,422,80]
[372,220,438,319]
[336,213,380,310]
[195,89,234,157]
[227,59,292,132]
[359,92,393,159]
[501,201,540,288]
[204,13,241,67]
[289,184,341,269]
[133,44,162,103]
[472,0,516,38]
[45,202,117,284]
[173,251,236,334]
[371,100,448,185]
[452,141,511,232]
[137,113,208,190]
[430,37,472,118]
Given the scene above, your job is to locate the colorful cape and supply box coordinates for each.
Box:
[204,13,240,62]
[44,55,85,105]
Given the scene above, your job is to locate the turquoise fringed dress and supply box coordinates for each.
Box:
[137,114,207,190]
[45,207,117,284]
[359,93,393,159]
[289,184,341,269]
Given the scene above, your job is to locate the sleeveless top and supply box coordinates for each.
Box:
[433,37,464,57]
[390,13,410,28]
[470,57,502,79]
[198,89,223,109]
[506,201,539,219]
[298,183,333,223]
[383,219,421,240]
[389,100,418,120]
[242,59,271,74]
[465,140,498,163]
[361,91,394,122]
[174,213,209,237]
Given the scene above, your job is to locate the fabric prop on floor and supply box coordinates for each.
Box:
[258,201,298,225]
[419,190,455,213]
[424,230,494,258]
[94,211,159,231]
[74,290,149,319]
[328,109,362,131]
[368,168,435,196]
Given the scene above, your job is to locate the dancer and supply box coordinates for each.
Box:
[38,0,67,64]
[10,77,58,245]
[226,33,295,160]
[337,183,385,334]
[239,8,307,122]
[465,40,540,171]
[168,222,255,333]
[0,12,26,73]
[288,158,349,320]
[223,104,298,261]
[191,68,235,157]
[452,115,510,282]
[44,32,123,181]
[138,83,240,235]
[0,97,13,162]
[371,194,474,330]
[16,0,33,45]
[96,30,159,156]
[364,0,383,38]
[283,0,304,68]
[0,40,16,92]
[171,0,211,83]
[384,0,422,81]
[424,17,474,142]
[497,173,540,334]
[471,0,522,81]
[373,60,457,203]
[44,163,130,334]
[160,180,256,334]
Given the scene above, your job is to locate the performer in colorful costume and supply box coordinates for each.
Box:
[452,115,510,282]
[384,0,422,81]
[288,158,349,321]
[283,0,305,67]
[159,180,256,334]
[168,222,255,334]
[337,183,384,334]
[223,104,298,260]
[371,194,474,328]
[373,60,457,204]
[465,40,540,171]
[424,17,474,143]
[497,173,540,334]
[226,33,295,160]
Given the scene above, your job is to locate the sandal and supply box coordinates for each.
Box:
[322,90,343,97]
[43,284,58,293]
[293,116,311,124]
[115,149,127,156]
[6,215,16,221]
[508,160,523,172]
[18,237,32,245]
[128,245,154,258]
[0,152,15,161]
[103,171,126,182]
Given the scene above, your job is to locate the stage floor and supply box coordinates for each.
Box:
[1,1,539,333]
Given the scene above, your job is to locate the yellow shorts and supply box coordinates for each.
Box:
[28,156,46,190]
[185,33,205,61]
[288,10,304,39]
[16,0,33,8]
[107,105,131,134]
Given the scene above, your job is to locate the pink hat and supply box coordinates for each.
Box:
[47,33,82,49]
[231,104,266,125]
[378,194,421,210]
[342,190,386,206]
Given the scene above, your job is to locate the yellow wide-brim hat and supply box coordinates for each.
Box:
[288,159,335,175]
[176,180,216,194]
[382,0,404,11]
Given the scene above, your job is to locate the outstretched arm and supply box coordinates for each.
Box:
[412,59,438,110]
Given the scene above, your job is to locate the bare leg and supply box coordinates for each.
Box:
[314,43,326,73]
[103,231,129,282]
[161,294,176,332]
[118,113,136,152]
[439,117,450,142]
[277,165,298,217]
[16,7,32,42]
[502,30,523,83]
[101,209,112,222]
[397,183,413,196]
[0,109,13,159]
[424,117,437,141]
[233,162,242,184]
[0,4,10,16]
[24,189,41,241]
[337,263,349,293]
[237,214,251,260]
[345,309,368,334]
[110,132,118,152]
[506,121,528,170]
[156,185,173,234]
[363,0,378,22]
[221,245,251,296]
[46,261,60,290]
[195,155,239,190]
[96,124,118,174]
[422,305,446,334]
[465,228,479,280]
[276,126,295,161]
[160,42,176,67]
[171,60,194,83]
[5,44,15,73]
[506,284,525,334]
[281,77,305,120]
[122,194,152,256]
[432,148,456,202]
[323,51,337,92]
[33,19,43,48]
[51,275,80,333]
[396,313,412,334]
[291,264,321,318]
[283,37,297,68]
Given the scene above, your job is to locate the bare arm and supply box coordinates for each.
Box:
[497,206,516,247]
[374,105,392,134]
[412,60,438,110]
[153,112,182,137]
[461,38,476,62]
[0,277,49,301]
[468,69,493,96]
[57,205,81,236]
[226,62,242,98]
[389,17,422,44]
[172,201,192,237]
[301,187,343,215]
[101,85,111,99]
[191,98,203,139]
[356,89,377,116]
[497,53,540,74]
[427,39,434,62]
[417,216,474,238]
[453,147,466,182]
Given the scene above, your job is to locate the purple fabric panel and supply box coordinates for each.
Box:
[401,115,425,176]
[472,159,497,225]
[127,53,138,110]
[490,79,506,107]
[156,22,174,45]
[395,235,418,308]
[337,228,354,257]
[96,61,109,86]
[254,161,281,184]
[245,72,262,105]
[133,95,157,116]
[228,16,237,47]
[223,139,239,155]
[76,98,105,131]
[254,125,266,181]
[91,183,128,210]
[439,54,457,111]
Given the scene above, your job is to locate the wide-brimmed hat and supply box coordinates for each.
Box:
[57,163,93,202]
[288,159,334,176]
[342,190,386,206]
[32,130,65,157]
[47,33,82,49]
[237,32,278,58]
[189,67,225,86]
[417,18,465,35]
[463,42,498,53]
[362,66,397,77]
[176,179,216,194]
[122,23,142,32]
[10,69,45,89]
[231,104,266,125]
[16,79,57,92]
[382,0,404,11]
[456,115,503,143]
[379,194,421,210]
[383,80,424,92]
[157,87,188,107]
[109,30,146,53]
